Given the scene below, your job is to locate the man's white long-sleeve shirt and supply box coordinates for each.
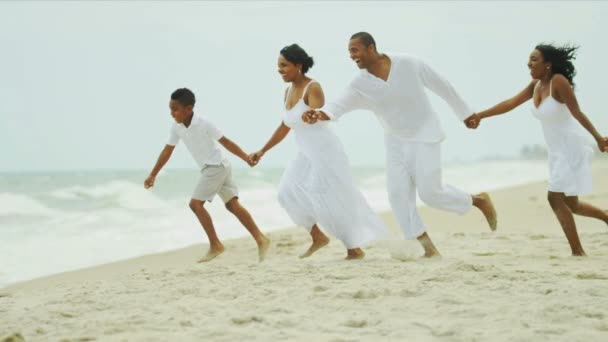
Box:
[322,53,473,142]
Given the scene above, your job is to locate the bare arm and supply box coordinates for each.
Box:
[218,136,250,163]
[144,144,175,188]
[466,81,536,129]
[552,75,606,151]
[256,123,291,158]
[478,81,536,119]
[303,83,366,124]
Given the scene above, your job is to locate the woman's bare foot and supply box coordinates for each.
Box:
[473,192,498,231]
[346,248,365,260]
[299,236,330,258]
[198,244,225,263]
[257,235,271,262]
[571,249,587,257]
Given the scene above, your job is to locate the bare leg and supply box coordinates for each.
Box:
[417,232,441,258]
[565,196,608,225]
[472,192,498,231]
[548,192,586,256]
[346,248,365,260]
[225,197,270,262]
[299,224,330,258]
[189,199,225,262]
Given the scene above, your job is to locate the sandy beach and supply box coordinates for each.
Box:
[2,162,608,341]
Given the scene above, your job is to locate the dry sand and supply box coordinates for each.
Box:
[2,162,608,341]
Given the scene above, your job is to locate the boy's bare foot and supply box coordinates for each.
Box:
[346,248,365,260]
[474,192,497,231]
[299,236,330,258]
[258,236,270,262]
[198,245,225,263]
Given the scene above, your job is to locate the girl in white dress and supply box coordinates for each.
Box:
[468,44,608,256]
[250,44,387,259]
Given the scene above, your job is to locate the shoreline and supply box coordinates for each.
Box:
[3,160,607,292]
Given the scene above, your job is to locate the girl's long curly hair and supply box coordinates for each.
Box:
[535,43,579,88]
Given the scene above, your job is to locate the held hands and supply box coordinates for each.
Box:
[246,150,264,167]
[464,113,481,129]
[302,109,321,124]
[144,175,155,189]
[597,137,608,153]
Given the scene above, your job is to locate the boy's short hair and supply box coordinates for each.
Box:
[171,88,196,107]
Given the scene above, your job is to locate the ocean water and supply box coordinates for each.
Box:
[0,160,551,288]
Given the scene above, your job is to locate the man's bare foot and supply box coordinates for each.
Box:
[257,235,270,262]
[474,192,497,231]
[346,248,365,260]
[197,245,225,263]
[417,232,441,258]
[422,250,441,258]
[299,236,330,258]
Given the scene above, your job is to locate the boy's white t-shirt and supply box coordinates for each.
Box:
[167,115,226,168]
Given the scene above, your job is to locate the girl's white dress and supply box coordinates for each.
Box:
[531,79,593,196]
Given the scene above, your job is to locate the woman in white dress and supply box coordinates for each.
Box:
[467,43,608,256]
[250,44,387,259]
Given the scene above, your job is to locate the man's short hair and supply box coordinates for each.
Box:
[350,32,376,48]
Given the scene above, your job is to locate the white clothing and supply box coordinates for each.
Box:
[320,53,475,239]
[278,81,387,248]
[321,53,473,142]
[386,136,472,239]
[531,80,593,196]
[168,115,227,168]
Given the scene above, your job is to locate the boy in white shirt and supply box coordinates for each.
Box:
[145,88,270,262]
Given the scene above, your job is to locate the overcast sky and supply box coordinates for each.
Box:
[1,1,606,172]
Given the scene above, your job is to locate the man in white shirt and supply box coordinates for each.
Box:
[303,32,497,257]
[145,88,270,262]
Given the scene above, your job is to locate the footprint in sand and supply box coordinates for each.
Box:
[180,320,194,327]
[456,263,493,272]
[326,275,354,280]
[343,320,368,328]
[53,311,77,318]
[231,316,264,325]
[473,252,497,257]
[412,322,456,337]
[576,272,608,280]
[529,234,548,240]
[595,322,608,332]
[582,312,604,319]
[1,333,25,342]
[400,289,420,298]
[390,253,418,262]
[351,290,379,299]
[313,285,328,292]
